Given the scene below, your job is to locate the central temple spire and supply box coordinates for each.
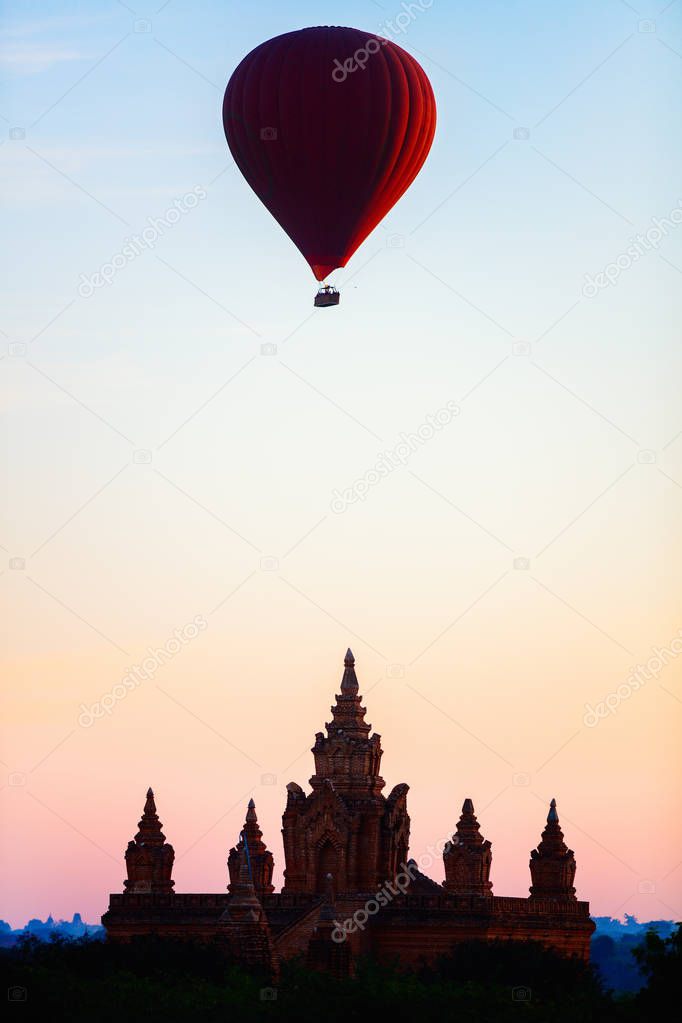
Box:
[340,648,358,695]
[282,649,410,894]
[326,647,371,742]
[309,648,385,795]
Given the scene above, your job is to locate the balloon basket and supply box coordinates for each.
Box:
[314,285,340,308]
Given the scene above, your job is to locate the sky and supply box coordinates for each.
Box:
[1,0,681,928]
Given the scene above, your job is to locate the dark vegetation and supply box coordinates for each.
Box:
[1,924,679,1021]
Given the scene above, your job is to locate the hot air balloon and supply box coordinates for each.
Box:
[222,26,436,306]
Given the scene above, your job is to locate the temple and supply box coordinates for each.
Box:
[103,650,594,975]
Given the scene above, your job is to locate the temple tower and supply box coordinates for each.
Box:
[228,799,275,898]
[443,798,493,896]
[124,787,175,894]
[219,846,278,979]
[529,799,577,900]
[282,649,410,893]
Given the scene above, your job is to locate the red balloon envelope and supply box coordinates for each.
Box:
[223,26,436,281]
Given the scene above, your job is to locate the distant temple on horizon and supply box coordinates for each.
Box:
[102,650,594,975]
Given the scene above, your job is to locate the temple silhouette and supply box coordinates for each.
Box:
[103,650,594,974]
